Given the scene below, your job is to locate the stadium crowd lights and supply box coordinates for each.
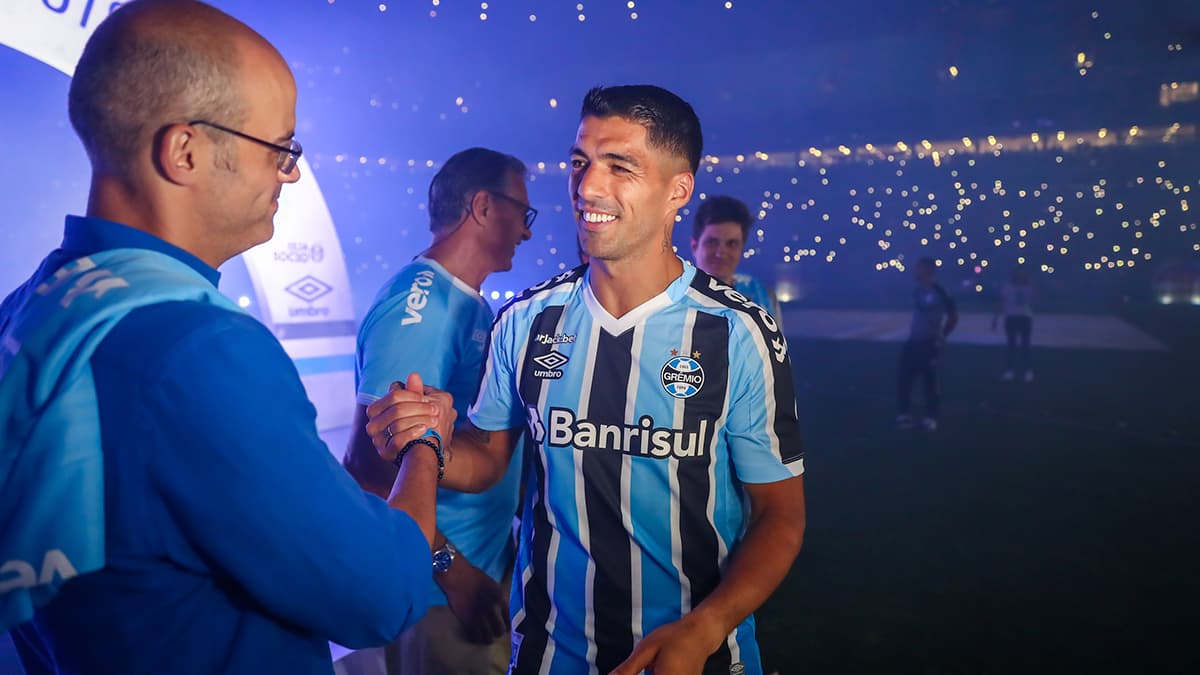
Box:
[323,123,1194,176]
[381,0,731,21]
[318,123,1198,293]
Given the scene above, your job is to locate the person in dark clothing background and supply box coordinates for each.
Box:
[896,256,959,432]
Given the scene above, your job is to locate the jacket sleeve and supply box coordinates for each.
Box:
[146,308,430,649]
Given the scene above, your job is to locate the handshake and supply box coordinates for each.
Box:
[364,371,458,467]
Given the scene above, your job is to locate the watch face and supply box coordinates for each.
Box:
[432,548,453,573]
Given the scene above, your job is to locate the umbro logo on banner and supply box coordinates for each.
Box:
[284,275,333,303]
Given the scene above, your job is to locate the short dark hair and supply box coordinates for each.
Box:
[428,148,527,233]
[916,256,938,271]
[68,0,246,176]
[580,85,703,174]
[692,195,752,241]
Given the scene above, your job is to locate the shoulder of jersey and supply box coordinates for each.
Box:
[685,267,784,338]
[494,264,587,320]
[386,260,462,299]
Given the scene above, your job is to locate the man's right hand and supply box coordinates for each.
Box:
[364,372,456,463]
[440,559,510,644]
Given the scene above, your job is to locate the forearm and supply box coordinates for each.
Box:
[343,405,398,500]
[439,423,512,493]
[688,499,805,643]
[386,447,441,547]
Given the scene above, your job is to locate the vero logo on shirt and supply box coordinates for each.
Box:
[400,269,436,326]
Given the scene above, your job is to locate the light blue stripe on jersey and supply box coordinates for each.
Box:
[356,257,520,608]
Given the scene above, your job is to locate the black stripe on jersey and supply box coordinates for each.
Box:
[493,264,586,327]
[689,269,804,464]
[583,327,636,675]
[512,305,565,675]
[680,311,733,672]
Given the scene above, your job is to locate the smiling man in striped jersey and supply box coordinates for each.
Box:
[365,84,806,675]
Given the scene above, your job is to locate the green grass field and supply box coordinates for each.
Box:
[757,315,1200,674]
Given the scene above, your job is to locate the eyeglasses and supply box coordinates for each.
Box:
[190,120,303,174]
[488,190,538,228]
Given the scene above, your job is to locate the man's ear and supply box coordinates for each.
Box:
[468,189,491,226]
[690,236,699,253]
[667,170,694,211]
[156,124,202,186]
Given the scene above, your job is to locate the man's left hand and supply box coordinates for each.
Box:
[608,613,726,675]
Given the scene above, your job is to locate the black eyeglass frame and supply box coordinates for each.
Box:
[486,190,538,228]
[189,119,302,174]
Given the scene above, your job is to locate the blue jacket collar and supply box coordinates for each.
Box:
[62,215,220,287]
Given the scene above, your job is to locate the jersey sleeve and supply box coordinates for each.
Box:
[724,313,804,484]
[468,310,525,432]
[356,268,460,404]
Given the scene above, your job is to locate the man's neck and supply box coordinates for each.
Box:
[87,174,223,269]
[422,236,493,291]
[589,246,684,318]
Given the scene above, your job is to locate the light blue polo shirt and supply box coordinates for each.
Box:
[356,257,521,606]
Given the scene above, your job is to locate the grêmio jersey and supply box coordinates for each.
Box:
[469,259,803,675]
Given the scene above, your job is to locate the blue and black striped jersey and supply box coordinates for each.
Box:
[470,259,803,675]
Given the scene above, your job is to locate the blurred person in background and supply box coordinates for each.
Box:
[896,256,958,432]
[690,195,783,323]
[994,265,1035,383]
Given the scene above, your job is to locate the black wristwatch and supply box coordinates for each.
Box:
[432,541,458,574]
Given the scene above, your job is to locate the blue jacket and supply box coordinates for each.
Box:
[1,246,242,631]
[2,217,430,675]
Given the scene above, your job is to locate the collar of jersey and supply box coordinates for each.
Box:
[581,258,696,335]
[414,255,486,304]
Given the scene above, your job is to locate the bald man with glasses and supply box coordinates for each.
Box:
[0,2,437,673]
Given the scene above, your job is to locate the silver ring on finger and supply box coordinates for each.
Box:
[384,422,394,442]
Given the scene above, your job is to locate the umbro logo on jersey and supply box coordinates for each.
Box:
[661,356,705,399]
[531,350,569,379]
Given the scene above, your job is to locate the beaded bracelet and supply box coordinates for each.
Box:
[393,436,445,482]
